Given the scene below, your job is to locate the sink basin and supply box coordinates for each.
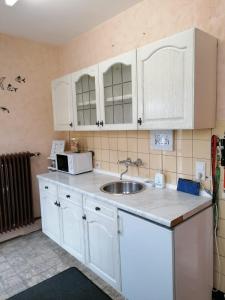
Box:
[100,181,145,195]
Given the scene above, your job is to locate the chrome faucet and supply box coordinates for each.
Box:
[118,158,143,180]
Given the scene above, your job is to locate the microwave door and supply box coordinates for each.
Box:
[57,155,69,172]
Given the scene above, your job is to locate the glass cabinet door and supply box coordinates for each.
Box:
[99,50,137,130]
[104,63,132,125]
[72,65,100,130]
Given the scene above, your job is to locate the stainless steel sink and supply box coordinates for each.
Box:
[100,181,145,195]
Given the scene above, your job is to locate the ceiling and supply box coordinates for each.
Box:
[0,0,141,45]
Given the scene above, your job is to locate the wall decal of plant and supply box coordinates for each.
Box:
[0,75,26,114]
[0,107,10,113]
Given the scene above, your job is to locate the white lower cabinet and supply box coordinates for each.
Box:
[84,197,120,289]
[60,198,85,262]
[39,182,60,245]
[39,179,120,290]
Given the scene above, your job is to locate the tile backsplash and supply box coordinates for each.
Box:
[67,127,215,190]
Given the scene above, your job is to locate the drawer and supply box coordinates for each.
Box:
[84,196,117,219]
[58,185,82,206]
[39,180,57,196]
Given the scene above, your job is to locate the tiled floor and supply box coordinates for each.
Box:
[0,231,124,300]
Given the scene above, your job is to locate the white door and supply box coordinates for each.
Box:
[119,210,174,300]
[60,198,85,262]
[52,75,74,131]
[137,29,194,129]
[99,50,137,130]
[71,65,101,131]
[85,209,120,289]
[40,192,60,245]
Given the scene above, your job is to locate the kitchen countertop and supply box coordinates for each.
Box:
[37,171,212,228]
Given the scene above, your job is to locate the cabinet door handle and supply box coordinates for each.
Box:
[44,186,48,190]
[82,215,86,220]
[57,202,61,207]
[100,121,104,127]
[95,207,101,211]
[137,117,142,125]
[54,201,58,206]
[66,194,70,198]
[96,121,100,127]
[69,122,73,127]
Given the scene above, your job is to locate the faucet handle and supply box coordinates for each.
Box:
[135,158,143,167]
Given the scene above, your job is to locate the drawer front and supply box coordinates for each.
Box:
[39,180,57,196]
[84,196,116,219]
[58,185,82,206]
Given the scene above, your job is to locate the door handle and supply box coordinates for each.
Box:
[54,201,58,206]
[96,121,100,127]
[66,194,70,198]
[44,186,48,190]
[82,215,86,220]
[137,117,142,125]
[95,207,101,211]
[100,121,104,127]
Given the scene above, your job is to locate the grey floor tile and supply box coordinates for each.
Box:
[0,230,124,300]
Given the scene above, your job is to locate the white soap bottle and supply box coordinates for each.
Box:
[154,170,165,189]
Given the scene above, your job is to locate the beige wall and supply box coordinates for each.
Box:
[58,0,225,292]
[0,33,64,217]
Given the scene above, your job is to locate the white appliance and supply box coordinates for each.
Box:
[118,209,213,300]
[56,152,92,175]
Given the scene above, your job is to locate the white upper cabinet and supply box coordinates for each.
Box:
[137,28,217,129]
[99,50,137,130]
[52,75,74,131]
[71,65,100,131]
[51,28,217,131]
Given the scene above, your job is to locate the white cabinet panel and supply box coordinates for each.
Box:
[84,198,120,289]
[119,210,174,300]
[52,75,74,131]
[137,28,217,129]
[40,192,60,245]
[60,198,85,263]
[71,65,100,131]
[99,50,137,130]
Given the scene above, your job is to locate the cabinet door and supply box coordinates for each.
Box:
[85,209,120,289]
[99,50,137,130]
[60,198,85,262]
[119,210,174,300]
[72,65,100,131]
[52,75,74,131]
[137,29,194,129]
[39,192,60,245]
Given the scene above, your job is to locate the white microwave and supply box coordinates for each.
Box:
[56,152,93,175]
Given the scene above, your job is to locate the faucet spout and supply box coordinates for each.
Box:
[117,157,143,180]
[120,165,128,180]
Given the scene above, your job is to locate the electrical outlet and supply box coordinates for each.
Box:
[195,161,206,181]
[151,130,173,151]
